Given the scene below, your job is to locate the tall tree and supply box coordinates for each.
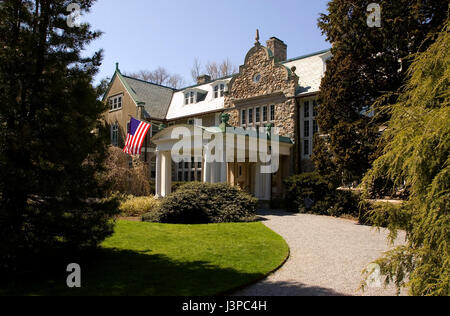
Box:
[0,0,118,273]
[315,0,448,185]
[362,19,449,296]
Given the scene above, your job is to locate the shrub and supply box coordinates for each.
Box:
[284,172,332,213]
[119,196,160,217]
[143,183,257,224]
[284,173,361,218]
[100,146,151,196]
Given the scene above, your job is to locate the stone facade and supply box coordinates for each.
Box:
[224,43,298,138]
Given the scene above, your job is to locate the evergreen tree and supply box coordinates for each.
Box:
[0,0,119,273]
[315,0,448,186]
[362,19,449,296]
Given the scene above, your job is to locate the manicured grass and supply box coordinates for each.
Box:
[0,220,289,296]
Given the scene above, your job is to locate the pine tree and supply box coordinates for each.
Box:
[362,19,449,296]
[315,0,448,186]
[0,0,119,273]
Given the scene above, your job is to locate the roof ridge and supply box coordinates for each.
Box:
[282,49,331,64]
[176,74,235,92]
[121,74,176,91]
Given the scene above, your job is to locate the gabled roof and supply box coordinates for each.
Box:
[282,49,331,96]
[120,75,174,120]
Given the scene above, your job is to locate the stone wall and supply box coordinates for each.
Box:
[224,43,299,139]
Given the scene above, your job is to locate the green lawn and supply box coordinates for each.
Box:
[1,220,289,296]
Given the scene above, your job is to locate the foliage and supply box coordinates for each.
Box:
[315,0,448,184]
[119,196,160,217]
[0,220,289,296]
[143,183,257,224]
[0,0,119,274]
[284,173,332,212]
[284,173,360,217]
[100,146,151,196]
[361,20,450,296]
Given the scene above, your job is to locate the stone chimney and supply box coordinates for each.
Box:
[266,37,287,63]
[197,75,211,85]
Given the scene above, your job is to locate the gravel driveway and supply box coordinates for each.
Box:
[234,210,407,296]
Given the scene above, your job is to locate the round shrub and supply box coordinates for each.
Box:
[142,183,258,224]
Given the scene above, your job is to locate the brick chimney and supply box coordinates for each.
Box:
[197,75,211,85]
[266,37,287,63]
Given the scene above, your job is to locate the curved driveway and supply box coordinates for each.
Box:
[234,210,407,296]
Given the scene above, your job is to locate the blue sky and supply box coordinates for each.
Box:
[83,0,331,86]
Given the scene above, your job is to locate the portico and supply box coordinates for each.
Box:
[151,124,293,200]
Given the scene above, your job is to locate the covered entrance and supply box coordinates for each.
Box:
[151,124,293,201]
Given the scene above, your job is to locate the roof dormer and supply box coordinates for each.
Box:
[183,88,208,105]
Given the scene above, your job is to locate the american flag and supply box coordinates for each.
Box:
[123,118,151,156]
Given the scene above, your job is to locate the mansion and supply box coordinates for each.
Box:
[103,33,331,200]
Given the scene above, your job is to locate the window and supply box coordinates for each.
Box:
[255,107,260,124]
[184,93,189,105]
[270,105,275,121]
[304,101,310,118]
[253,73,261,83]
[214,84,225,98]
[304,121,310,138]
[248,108,254,125]
[190,91,194,104]
[241,109,247,125]
[313,100,318,117]
[197,171,202,182]
[111,124,119,147]
[178,172,183,181]
[109,95,123,111]
[313,120,319,135]
[304,139,310,156]
[263,106,268,122]
[188,119,195,125]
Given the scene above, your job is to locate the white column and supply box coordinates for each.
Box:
[220,147,227,183]
[203,146,211,183]
[161,151,172,197]
[155,150,162,198]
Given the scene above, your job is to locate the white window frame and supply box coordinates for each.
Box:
[111,124,119,147]
[109,94,123,111]
[301,98,319,158]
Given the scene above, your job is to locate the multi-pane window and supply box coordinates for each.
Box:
[185,91,198,105]
[304,101,310,118]
[302,99,319,158]
[270,105,275,121]
[177,157,202,182]
[304,120,310,138]
[190,91,194,104]
[241,109,247,125]
[184,93,189,105]
[214,84,225,98]
[111,124,119,147]
[109,95,123,111]
[241,105,275,127]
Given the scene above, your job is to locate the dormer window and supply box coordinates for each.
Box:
[214,84,225,98]
[184,88,207,105]
[109,94,123,111]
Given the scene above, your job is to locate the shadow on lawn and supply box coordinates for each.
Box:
[0,248,265,296]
